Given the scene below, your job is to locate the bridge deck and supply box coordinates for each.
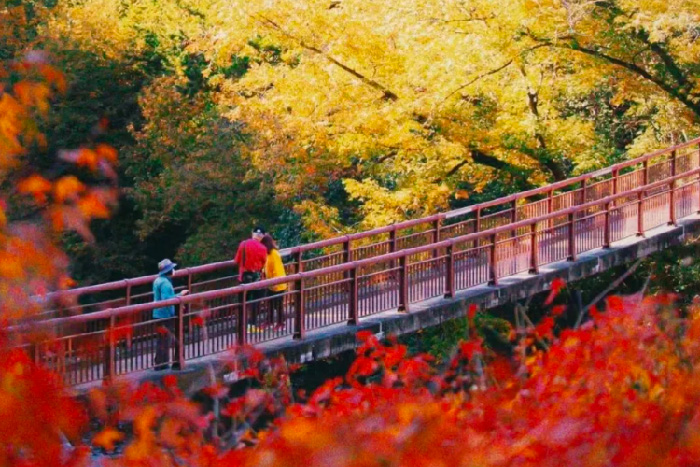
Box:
[67,214,700,394]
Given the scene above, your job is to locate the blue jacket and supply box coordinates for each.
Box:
[153,275,176,319]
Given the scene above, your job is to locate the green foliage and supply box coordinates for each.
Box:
[401,312,511,361]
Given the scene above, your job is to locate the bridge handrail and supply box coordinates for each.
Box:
[26,160,700,330]
[38,137,700,306]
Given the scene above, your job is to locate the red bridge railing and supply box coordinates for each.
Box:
[19,138,700,386]
[38,138,700,320]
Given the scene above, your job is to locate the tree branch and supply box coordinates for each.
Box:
[257,16,398,101]
[525,32,700,118]
[438,60,513,107]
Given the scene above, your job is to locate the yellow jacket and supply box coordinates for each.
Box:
[265,249,288,291]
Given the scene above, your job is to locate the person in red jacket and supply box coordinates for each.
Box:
[234,226,268,329]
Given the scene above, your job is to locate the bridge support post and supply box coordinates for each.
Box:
[293,277,306,339]
[173,300,185,370]
[567,212,576,262]
[348,266,358,325]
[445,243,455,298]
[398,255,409,312]
[103,314,116,383]
[238,291,248,346]
[529,223,539,274]
[488,233,499,285]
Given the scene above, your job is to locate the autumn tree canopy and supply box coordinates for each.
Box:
[7,0,700,279]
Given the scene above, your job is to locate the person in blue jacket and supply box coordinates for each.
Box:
[152,259,188,370]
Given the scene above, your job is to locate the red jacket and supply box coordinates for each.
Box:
[234,239,267,279]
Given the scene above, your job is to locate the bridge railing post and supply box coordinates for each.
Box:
[488,233,498,285]
[398,255,409,312]
[173,299,185,370]
[547,189,554,229]
[445,243,455,298]
[342,238,353,281]
[580,178,588,205]
[343,238,352,264]
[238,291,248,345]
[637,190,645,237]
[104,314,116,383]
[295,250,303,275]
[348,266,358,325]
[293,277,306,339]
[529,223,539,274]
[475,207,482,248]
[603,201,612,248]
[432,218,442,258]
[567,212,576,262]
[125,280,132,306]
[510,200,517,238]
[669,150,677,225]
[697,143,700,213]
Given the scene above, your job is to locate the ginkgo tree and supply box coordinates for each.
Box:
[46,0,700,240]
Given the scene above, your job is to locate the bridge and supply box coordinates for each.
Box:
[19,138,700,390]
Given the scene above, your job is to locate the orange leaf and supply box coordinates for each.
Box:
[95,144,118,164]
[455,189,470,200]
[92,427,124,452]
[54,176,85,203]
[18,175,51,195]
[76,149,99,170]
[77,193,110,219]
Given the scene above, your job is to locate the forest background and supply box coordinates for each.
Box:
[3,0,699,286]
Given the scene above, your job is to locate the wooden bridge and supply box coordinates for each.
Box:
[19,138,700,388]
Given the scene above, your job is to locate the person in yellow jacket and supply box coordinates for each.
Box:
[261,234,288,329]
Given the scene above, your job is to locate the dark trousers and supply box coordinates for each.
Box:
[154,320,173,369]
[241,271,263,325]
[267,290,285,326]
